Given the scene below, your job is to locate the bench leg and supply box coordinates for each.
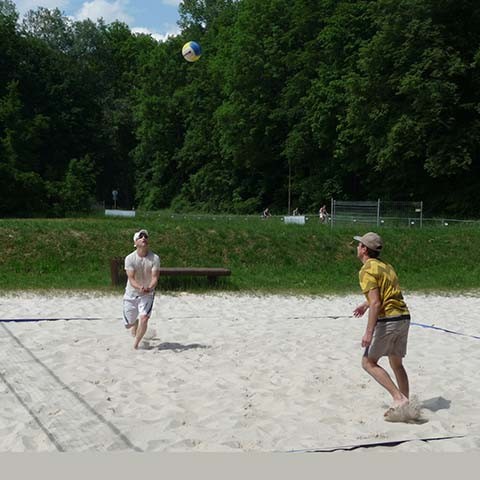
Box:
[207,276,217,285]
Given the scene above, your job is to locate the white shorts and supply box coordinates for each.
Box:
[123,294,155,327]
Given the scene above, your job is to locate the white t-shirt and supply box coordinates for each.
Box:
[124,250,161,298]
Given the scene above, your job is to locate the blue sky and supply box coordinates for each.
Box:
[14,1,182,41]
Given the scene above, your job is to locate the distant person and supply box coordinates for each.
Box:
[292,208,299,216]
[123,229,160,349]
[319,205,328,223]
[262,207,272,219]
[352,232,411,418]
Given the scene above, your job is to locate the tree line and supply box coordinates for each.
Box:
[1,0,479,217]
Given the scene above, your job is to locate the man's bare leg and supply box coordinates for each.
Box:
[131,319,138,336]
[362,356,409,414]
[125,319,138,336]
[133,315,149,349]
[389,355,409,398]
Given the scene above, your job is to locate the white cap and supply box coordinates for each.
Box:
[133,229,149,242]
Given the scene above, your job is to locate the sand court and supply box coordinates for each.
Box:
[0,292,479,452]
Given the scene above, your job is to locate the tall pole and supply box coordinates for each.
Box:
[287,161,291,215]
[330,197,334,229]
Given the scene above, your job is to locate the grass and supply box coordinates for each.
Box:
[1,211,480,294]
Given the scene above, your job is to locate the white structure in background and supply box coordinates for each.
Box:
[105,209,136,217]
[284,215,306,225]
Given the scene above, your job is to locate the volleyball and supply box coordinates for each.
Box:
[182,41,202,62]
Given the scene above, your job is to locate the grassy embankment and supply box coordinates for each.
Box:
[1,212,480,294]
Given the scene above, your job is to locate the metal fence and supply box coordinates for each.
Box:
[140,208,480,228]
[330,199,424,228]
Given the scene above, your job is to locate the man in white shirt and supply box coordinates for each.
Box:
[123,229,160,349]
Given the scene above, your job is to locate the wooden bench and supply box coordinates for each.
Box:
[110,257,231,286]
[159,267,231,284]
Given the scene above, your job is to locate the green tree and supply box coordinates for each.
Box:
[62,155,97,214]
[337,0,480,213]
[0,80,51,215]
[21,7,73,52]
[133,36,189,209]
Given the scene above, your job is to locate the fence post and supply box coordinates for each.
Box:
[110,256,125,286]
[377,199,380,227]
[331,198,334,229]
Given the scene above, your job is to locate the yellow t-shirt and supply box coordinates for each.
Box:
[358,258,409,319]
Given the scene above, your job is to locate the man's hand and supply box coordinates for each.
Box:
[361,331,373,348]
[353,303,368,317]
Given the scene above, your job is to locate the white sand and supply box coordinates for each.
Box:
[0,291,479,453]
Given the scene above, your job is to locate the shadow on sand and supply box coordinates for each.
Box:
[141,340,209,352]
[420,396,451,412]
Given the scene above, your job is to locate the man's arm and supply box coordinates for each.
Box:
[145,270,160,292]
[126,269,143,291]
[362,288,381,348]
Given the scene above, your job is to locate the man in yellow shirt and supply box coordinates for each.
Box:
[353,232,410,417]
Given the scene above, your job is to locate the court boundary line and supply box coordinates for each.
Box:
[411,322,480,340]
[287,434,467,453]
[0,317,102,323]
[0,369,65,451]
[2,315,478,340]
[0,323,142,452]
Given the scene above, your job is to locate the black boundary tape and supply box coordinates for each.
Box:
[288,434,466,453]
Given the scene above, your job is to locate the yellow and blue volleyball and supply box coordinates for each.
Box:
[182,41,202,62]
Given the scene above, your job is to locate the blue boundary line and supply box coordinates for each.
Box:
[411,322,480,340]
[0,317,103,323]
[1,317,479,340]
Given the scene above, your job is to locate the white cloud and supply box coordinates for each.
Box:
[13,1,181,41]
[75,0,133,24]
[132,25,180,43]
